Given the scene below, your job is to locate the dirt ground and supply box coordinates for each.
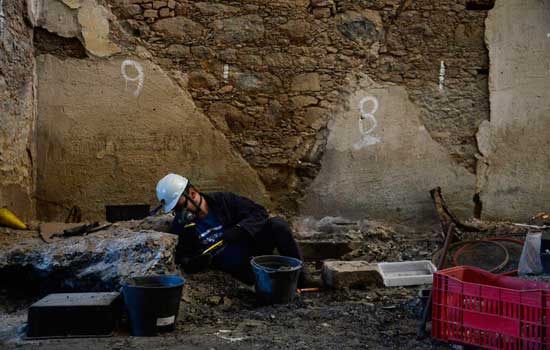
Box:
[0,221,458,350]
[1,271,443,350]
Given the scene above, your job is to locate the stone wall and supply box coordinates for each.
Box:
[479,0,550,221]
[0,0,36,220]
[13,0,549,224]
[102,0,490,220]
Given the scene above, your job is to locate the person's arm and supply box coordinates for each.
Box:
[223,192,269,240]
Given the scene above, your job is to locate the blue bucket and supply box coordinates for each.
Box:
[122,275,184,336]
[251,255,303,304]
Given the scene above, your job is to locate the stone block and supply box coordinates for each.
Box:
[143,9,158,18]
[290,95,318,109]
[322,260,383,289]
[159,7,170,17]
[152,0,166,9]
[291,73,321,92]
[152,17,204,40]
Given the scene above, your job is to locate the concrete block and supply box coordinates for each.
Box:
[322,260,382,289]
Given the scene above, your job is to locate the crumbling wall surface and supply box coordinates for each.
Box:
[301,77,475,223]
[103,0,489,219]
[36,55,270,221]
[479,0,550,221]
[0,0,36,220]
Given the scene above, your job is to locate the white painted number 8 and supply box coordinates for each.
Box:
[358,96,378,135]
[353,95,381,149]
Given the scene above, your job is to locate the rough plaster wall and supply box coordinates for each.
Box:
[36,55,270,221]
[301,76,475,223]
[0,0,36,220]
[479,0,550,221]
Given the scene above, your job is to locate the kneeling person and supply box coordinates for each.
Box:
[156,173,304,285]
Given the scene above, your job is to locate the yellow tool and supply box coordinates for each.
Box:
[0,207,27,230]
[202,240,224,255]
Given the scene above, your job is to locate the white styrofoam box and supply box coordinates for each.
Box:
[377,260,437,287]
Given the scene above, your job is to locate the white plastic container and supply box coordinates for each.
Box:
[377,260,437,287]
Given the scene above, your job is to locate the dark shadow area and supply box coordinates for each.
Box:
[33,28,87,58]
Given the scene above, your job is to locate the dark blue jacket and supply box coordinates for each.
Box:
[171,192,269,261]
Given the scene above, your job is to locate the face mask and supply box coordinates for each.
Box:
[176,192,203,224]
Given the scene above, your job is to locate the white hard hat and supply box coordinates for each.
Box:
[156,173,189,212]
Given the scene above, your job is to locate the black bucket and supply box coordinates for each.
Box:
[122,275,184,336]
[251,255,303,305]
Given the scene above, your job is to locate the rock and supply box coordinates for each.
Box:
[236,72,282,94]
[208,102,252,133]
[167,0,175,9]
[41,0,80,38]
[312,8,331,19]
[143,9,158,18]
[152,16,205,41]
[165,44,190,57]
[194,2,239,16]
[158,7,169,17]
[152,0,166,9]
[188,71,219,90]
[0,227,178,293]
[208,295,222,305]
[303,107,327,130]
[60,0,82,9]
[336,10,383,44]
[322,261,383,289]
[291,73,321,92]
[78,0,121,57]
[280,20,310,43]
[213,15,264,44]
[290,95,318,109]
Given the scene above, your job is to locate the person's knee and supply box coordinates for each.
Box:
[268,216,292,234]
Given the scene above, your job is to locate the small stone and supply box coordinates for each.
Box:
[209,295,222,305]
[218,85,234,93]
[143,9,158,18]
[159,7,170,17]
[313,8,331,18]
[152,0,166,9]
[167,0,175,9]
[291,73,321,92]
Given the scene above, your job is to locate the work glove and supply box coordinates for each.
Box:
[223,225,248,243]
[182,253,212,274]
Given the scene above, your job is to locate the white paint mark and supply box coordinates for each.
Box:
[438,60,445,90]
[0,0,5,38]
[353,96,381,150]
[223,64,229,83]
[120,60,144,97]
[216,330,248,343]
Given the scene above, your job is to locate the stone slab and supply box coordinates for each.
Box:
[322,260,382,289]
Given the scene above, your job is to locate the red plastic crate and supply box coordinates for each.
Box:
[432,266,550,350]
